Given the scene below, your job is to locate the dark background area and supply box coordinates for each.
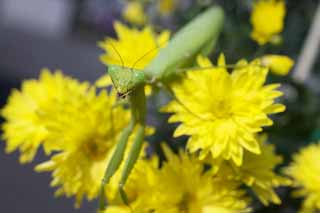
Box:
[0,0,320,212]
[0,0,111,212]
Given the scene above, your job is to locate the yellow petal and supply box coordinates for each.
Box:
[261,55,294,76]
[122,1,147,26]
[95,74,113,87]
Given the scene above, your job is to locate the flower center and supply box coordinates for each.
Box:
[211,99,233,119]
[178,192,198,213]
[83,137,111,161]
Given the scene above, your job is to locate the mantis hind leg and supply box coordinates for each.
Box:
[118,124,145,206]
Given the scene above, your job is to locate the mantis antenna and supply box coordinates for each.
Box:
[108,42,125,68]
[131,40,168,70]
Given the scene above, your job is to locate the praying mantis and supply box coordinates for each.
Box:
[99,6,224,210]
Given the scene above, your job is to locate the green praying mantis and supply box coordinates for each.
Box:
[99,6,224,210]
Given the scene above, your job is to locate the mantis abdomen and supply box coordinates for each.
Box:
[145,7,224,81]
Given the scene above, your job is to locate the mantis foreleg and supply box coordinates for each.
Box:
[99,118,135,210]
[119,124,145,205]
[100,86,146,210]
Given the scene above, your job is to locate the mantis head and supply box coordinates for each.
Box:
[108,65,146,96]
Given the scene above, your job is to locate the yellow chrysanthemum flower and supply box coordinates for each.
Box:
[236,139,290,205]
[133,145,250,213]
[34,83,154,208]
[158,0,177,16]
[261,55,294,76]
[102,145,250,213]
[122,1,147,26]
[98,22,170,95]
[250,0,286,45]
[1,69,89,163]
[35,89,130,207]
[216,135,290,206]
[99,22,170,69]
[284,143,320,213]
[162,54,285,166]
